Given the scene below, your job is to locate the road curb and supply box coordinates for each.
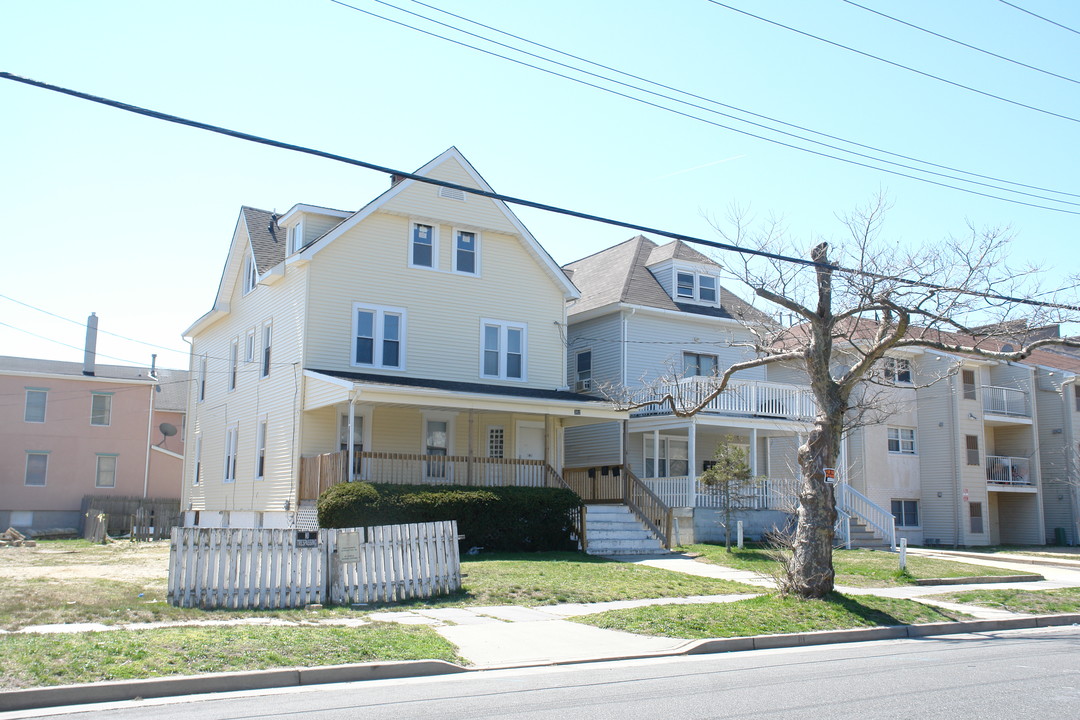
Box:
[913,574,1043,586]
[3,616,1079,713]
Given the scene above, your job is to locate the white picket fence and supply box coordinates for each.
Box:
[167,521,461,609]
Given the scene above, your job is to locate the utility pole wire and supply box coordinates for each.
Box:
[706,0,1080,125]
[999,0,1080,36]
[2,71,1079,313]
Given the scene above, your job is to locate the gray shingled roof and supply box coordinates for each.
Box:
[563,236,772,324]
[242,206,287,274]
[0,356,189,411]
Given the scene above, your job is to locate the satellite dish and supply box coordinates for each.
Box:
[159,423,177,437]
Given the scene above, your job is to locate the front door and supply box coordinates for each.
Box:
[516,422,545,485]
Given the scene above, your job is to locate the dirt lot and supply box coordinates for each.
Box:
[0,539,170,581]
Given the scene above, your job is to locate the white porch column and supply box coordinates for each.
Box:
[750,428,758,477]
[347,398,356,482]
[687,419,697,508]
[838,431,847,483]
[651,428,660,479]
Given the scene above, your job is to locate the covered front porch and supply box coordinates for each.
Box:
[627,414,809,510]
[299,370,623,500]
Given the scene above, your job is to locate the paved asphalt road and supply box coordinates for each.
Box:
[5,626,1079,720]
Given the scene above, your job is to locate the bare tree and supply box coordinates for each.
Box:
[700,435,765,550]
[614,195,1080,598]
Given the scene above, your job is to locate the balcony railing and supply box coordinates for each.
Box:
[986,455,1033,486]
[631,377,817,421]
[982,385,1030,417]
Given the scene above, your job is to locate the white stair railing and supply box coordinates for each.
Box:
[834,482,896,550]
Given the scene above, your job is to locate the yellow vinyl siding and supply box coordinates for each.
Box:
[182,242,309,514]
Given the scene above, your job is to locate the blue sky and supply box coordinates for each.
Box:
[2,0,1077,370]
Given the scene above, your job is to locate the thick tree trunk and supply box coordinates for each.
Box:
[788,414,841,598]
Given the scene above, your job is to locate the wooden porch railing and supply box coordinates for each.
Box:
[563,464,674,549]
[298,450,588,551]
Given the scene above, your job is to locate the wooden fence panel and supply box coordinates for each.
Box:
[168,522,461,609]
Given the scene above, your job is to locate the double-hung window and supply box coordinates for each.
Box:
[884,358,912,383]
[891,499,919,527]
[683,352,718,377]
[962,369,977,401]
[229,339,239,391]
[288,221,304,254]
[193,435,202,485]
[675,270,719,304]
[575,351,592,391]
[411,223,437,268]
[242,255,258,294]
[24,389,47,423]
[95,454,118,488]
[91,393,113,426]
[965,435,980,465]
[25,452,48,487]
[255,418,267,480]
[261,323,272,378]
[353,303,406,369]
[481,320,526,381]
[198,354,208,401]
[224,425,239,483]
[244,330,255,364]
[887,427,916,454]
[454,229,479,274]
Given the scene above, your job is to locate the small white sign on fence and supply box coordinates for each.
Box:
[167,520,461,609]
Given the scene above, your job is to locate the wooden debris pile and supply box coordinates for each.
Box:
[1,527,37,547]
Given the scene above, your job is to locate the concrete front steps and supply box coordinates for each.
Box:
[584,504,669,556]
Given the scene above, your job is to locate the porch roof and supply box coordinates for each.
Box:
[304,369,624,420]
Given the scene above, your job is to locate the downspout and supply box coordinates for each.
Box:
[949,372,962,548]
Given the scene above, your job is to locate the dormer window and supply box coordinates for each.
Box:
[242,255,258,295]
[288,221,304,254]
[675,270,718,304]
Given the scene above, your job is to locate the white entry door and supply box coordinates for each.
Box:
[515,422,545,485]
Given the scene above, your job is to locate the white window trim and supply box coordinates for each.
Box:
[224,424,239,483]
[408,221,440,270]
[351,303,407,370]
[892,499,920,528]
[242,253,258,295]
[198,354,208,402]
[24,388,47,423]
[421,411,456,481]
[575,349,593,392]
[674,268,720,305]
[480,318,528,382]
[255,416,268,481]
[228,338,239,392]
[95,454,118,489]
[884,357,913,384]
[451,227,481,276]
[244,329,256,364]
[887,427,917,455]
[643,435,691,478]
[288,220,305,255]
[339,406,373,480]
[261,321,272,379]
[90,392,113,427]
[25,451,49,487]
[193,434,202,485]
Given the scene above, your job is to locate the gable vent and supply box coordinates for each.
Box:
[438,186,467,202]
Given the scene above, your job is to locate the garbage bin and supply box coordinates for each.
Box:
[1054,527,1067,546]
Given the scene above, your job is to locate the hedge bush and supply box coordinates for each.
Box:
[317,483,583,552]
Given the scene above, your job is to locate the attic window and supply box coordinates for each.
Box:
[675,271,719,305]
[288,221,304,254]
[242,256,257,295]
[438,186,466,202]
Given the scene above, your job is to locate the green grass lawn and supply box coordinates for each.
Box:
[575,592,970,639]
[928,587,1080,615]
[0,623,460,690]
[682,544,1037,588]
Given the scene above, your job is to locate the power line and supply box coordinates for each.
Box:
[402,0,1079,201]
[2,71,1079,313]
[842,0,1080,85]
[999,0,1080,36]
[326,2,1080,213]
[705,0,1080,125]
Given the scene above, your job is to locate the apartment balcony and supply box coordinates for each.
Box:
[986,455,1036,492]
[631,377,817,422]
[982,385,1030,420]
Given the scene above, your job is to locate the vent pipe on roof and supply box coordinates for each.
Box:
[83,313,99,376]
[150,353,158,380]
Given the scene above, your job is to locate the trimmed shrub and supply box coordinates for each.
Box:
[317,483,583,552]
[316,481,380,529]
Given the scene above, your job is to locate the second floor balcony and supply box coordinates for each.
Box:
[986,455,1033,487]
[631,376,817,422]
[982,385,1030,418]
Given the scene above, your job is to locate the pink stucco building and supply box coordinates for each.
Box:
[0,355,187,533]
